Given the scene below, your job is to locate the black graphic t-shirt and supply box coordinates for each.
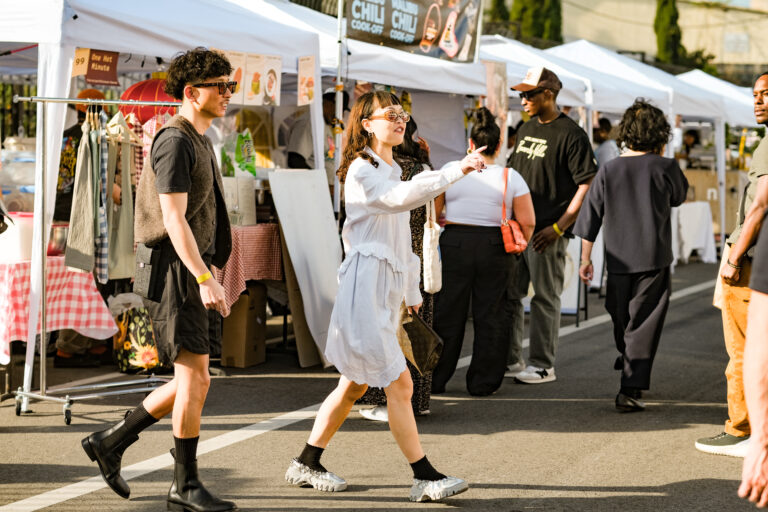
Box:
[508,113,597,234]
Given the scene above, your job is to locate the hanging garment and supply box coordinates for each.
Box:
[106,112,136,279]
[94,110,110,284]
[125,113,144,189]
[64,120,95,271]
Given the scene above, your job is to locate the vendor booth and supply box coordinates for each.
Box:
[0,0,332,416]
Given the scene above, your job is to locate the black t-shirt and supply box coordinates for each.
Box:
[750,212,768,294]
[152,127,221,256]
[53,122,86,221]
[508,113,597,234]
[574,153,688,274]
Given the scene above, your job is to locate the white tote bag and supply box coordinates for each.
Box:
[423,199,442,294]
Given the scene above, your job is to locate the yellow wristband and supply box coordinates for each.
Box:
[580,259,592,266]
[552,222,564,237]
[196,271,213,284]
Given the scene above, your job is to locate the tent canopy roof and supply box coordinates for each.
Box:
[546,39,725,119]
[481,35,669,113]
[677,69,756,127]
[228,0,489,96]
[0,0,321,74]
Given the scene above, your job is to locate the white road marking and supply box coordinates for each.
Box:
[0,280,715,511]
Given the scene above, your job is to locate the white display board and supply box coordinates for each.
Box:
[522,236,582,315]
[269,169,342,356]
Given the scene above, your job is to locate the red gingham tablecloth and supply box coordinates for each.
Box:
[214,224,283,308]
[0,256,118,365]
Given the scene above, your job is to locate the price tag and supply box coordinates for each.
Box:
[71,48,90,77]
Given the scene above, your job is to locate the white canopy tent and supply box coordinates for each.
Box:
[0,0,325,400]
[480,35,670,114]
[227,0,502,166]
[547,39,730,253]
[677,69,756,127]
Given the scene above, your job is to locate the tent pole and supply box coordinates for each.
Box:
[38,99,47,397]
[333,0,344,220]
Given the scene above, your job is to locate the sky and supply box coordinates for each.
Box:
[716,0,752,7]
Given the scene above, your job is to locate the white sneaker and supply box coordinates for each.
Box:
[285,459,348,492]
[514,365,556,384]
[360,406,388,422]
[409,475,468,502]
[504,362,526,378]
[695,432,751,457]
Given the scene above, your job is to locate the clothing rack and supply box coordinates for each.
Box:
[11,95,180,424]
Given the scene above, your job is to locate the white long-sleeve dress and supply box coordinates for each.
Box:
[324,148,465,387]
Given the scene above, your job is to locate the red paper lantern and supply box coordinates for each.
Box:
[119,79,178,124]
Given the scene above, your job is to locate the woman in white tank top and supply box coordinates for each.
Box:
[431,107,535,397]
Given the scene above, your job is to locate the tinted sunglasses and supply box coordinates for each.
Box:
[367,110,411,123]
[192,81,238,95]
[518,88,547,101]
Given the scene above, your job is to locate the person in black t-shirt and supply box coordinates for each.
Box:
[80,49,236,512]
[739,213,768,506]
[505,67,597,384]
[575,99,688,412]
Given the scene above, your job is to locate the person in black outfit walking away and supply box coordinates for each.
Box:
[574,99,688,412]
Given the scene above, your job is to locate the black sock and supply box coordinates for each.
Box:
[123,404,159,436]
[104,404,158,450]
[410,456,446,481]
[297,443,326,472]
[174,436,199,464]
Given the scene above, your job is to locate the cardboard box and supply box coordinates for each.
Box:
[221,283,267,368]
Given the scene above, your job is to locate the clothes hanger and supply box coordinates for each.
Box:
[107,111,142,145]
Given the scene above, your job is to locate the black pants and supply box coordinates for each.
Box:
[605,267,671,390]
[432,225,515,396]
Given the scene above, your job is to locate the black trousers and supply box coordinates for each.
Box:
[432,225,515,396]
[605,267,671,390]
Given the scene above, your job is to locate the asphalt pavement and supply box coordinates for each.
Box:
[0,261,756,511]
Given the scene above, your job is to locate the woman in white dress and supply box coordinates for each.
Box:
[285,91,486,502]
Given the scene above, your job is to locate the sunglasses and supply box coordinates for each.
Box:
[518,88,547,101]
[192,81,238,95]
[367,110,411,123]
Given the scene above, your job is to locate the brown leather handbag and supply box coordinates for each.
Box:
[500,167,528,254]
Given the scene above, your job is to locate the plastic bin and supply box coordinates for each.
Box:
[0,212,35,262]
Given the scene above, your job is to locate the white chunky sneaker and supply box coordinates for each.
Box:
[409,476,468,502]
[360,406,389,422]
[514,365,556,384]
[504,361,526,378]
[284,459,347,492]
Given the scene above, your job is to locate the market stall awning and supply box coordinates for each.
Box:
[546,39,725,119]
[677,69,757,127]
[227,0,493,96]
[480,35,669,113]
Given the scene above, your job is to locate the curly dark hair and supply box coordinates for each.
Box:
[616,99,670,154]
[164,47,233,100]
[393,116,430,167]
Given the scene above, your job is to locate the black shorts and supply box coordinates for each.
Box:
[144,246,211,365]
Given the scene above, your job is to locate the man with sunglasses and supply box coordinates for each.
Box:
[81,48,237,512]
[505,67,597,385]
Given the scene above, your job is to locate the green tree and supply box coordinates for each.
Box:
[542,0,563,43]
[488,0,509,23]
[654,0,684,64]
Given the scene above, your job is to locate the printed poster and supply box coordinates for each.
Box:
[297,56,316,107]
[223,50,246,105]
[244,54,265,106]
[262,55,282,106]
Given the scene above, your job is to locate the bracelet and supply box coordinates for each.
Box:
[580,259,592,266]
[552,222,564,237]
[196,271,213,284]
[727,259,742,270]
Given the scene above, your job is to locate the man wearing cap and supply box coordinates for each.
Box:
[286,88,349,186]
[505,67,597,384]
